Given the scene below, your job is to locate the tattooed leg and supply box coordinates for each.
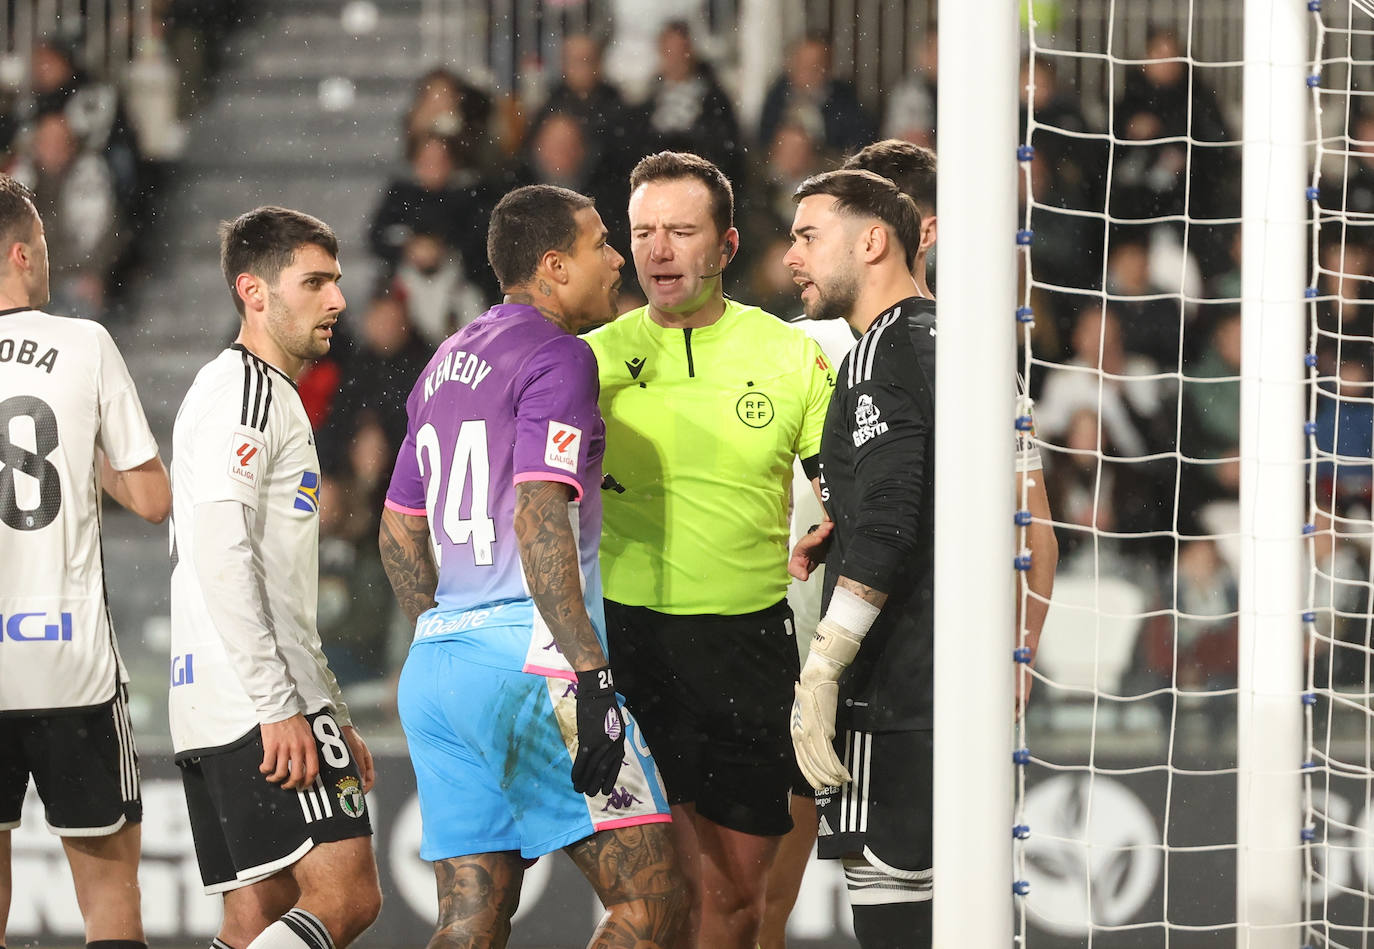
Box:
[426,852,525,949]
[566,824,688,949]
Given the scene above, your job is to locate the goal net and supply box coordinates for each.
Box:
[1011,0,1316,945]
[1305,2,1374,946]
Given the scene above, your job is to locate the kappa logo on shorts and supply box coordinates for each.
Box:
[336,776,366,819]
[228,431,267,488]
[545,420,582,473]
[601,787,643,812]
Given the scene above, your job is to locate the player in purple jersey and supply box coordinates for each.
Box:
[380,184,685,949]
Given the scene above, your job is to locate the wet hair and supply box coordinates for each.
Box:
[219,206,338,316]
[487,184,595,289]
[793,169,922,268]
[843,139,937,218]
[0,174,37,257]
[629,151,734,237]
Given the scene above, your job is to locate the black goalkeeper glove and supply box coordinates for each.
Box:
[571,665,626,797]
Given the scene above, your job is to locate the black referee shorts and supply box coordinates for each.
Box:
[0,686,141,835]
[604,597,799,837]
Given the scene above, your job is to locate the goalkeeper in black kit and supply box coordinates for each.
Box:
[782,167,937,948]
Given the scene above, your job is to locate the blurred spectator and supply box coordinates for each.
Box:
[743,232,804,317]
[1037,305,1175,565]
[882,31,938,146]
[1111,28,1237,276]
[12,110,125,320]
[403,67,495,174]
[533,33,642,169]
[740,122,824,247]
[27,39,142,212]
[1319,110,1374,221]
[1020,56,1106,298]
[317,474,395,685]
[1104,229,1182,366]
[1314,358,1374,511]
[1310,510,1374,691]
[1043,406,1165,573]
[642,21,744,184]
[482,110,630,265]
[1036,304,1172,460]
[1179,309,1241,522]
[1132,538,1238,724]
[369,132,493,303]
[1314,238,1374,374]
[527,33,644,251]
[321,289,433,482]
[759,33,875,156]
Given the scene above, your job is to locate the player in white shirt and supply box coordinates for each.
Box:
[0,174,170,949]
[169,207,381,949]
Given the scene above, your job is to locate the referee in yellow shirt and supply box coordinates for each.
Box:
[587,151,833,949]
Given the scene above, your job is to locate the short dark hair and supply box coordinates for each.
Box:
[219,206,338,316]
[0,174,37,256]
[794,169,922,268]
[487,184,595,290]
[629,151,734,237]
[843,140,937,217]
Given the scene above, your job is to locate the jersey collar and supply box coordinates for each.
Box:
[231,342,299,390]
[0,306,34,318]
[864,296,927,335]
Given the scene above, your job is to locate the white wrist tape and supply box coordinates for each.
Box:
[806,585,882,676]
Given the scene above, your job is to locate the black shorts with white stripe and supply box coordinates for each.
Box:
[0,685,141,835]
[815,728,932,874]
[179,708,372,894]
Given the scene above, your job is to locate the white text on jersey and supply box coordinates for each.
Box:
[423,350,494,401]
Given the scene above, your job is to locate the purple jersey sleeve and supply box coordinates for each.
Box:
[384,377,428,515]
[512,335,602,500]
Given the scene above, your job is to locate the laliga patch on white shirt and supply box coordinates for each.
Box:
[228,431,267,488]
[545,421,582,473]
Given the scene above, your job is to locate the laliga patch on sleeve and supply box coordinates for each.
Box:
[228,431,267,489]
[545,420,582,473]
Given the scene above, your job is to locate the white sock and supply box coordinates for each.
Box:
[245,909,334,949]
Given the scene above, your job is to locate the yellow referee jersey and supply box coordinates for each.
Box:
[586,300,834,615]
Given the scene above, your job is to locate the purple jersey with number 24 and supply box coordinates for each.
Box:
[385,304,607,679]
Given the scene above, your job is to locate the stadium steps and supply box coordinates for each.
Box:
[105,2,418,733]
[117,0,417,444]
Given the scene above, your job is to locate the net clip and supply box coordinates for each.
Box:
[1016,229,1034,246]
[1017,144,1035,162]
[1013,824,1031,839]
[1013,880,1031,896]
[1013,747,1031,766]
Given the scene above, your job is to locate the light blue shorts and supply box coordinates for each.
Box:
[398,636,671,861]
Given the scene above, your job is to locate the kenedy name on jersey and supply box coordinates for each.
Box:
[422,349,493,401]
[0,337,58,373]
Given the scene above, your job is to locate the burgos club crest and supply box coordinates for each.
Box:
[336,776,366,819]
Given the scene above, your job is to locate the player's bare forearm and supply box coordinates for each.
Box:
[834,575,889,611]
[100,452,171,523]
[514,480,607,671]
[379,507,439,625]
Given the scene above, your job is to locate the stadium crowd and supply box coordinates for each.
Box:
[5,11,1369,713]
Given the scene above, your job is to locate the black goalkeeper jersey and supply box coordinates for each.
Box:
[819,297,935,731]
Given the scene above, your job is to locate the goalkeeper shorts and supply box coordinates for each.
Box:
[816,727,932,875]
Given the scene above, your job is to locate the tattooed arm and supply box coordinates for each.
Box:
[513,479,607,671]
[379,506,439,625]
